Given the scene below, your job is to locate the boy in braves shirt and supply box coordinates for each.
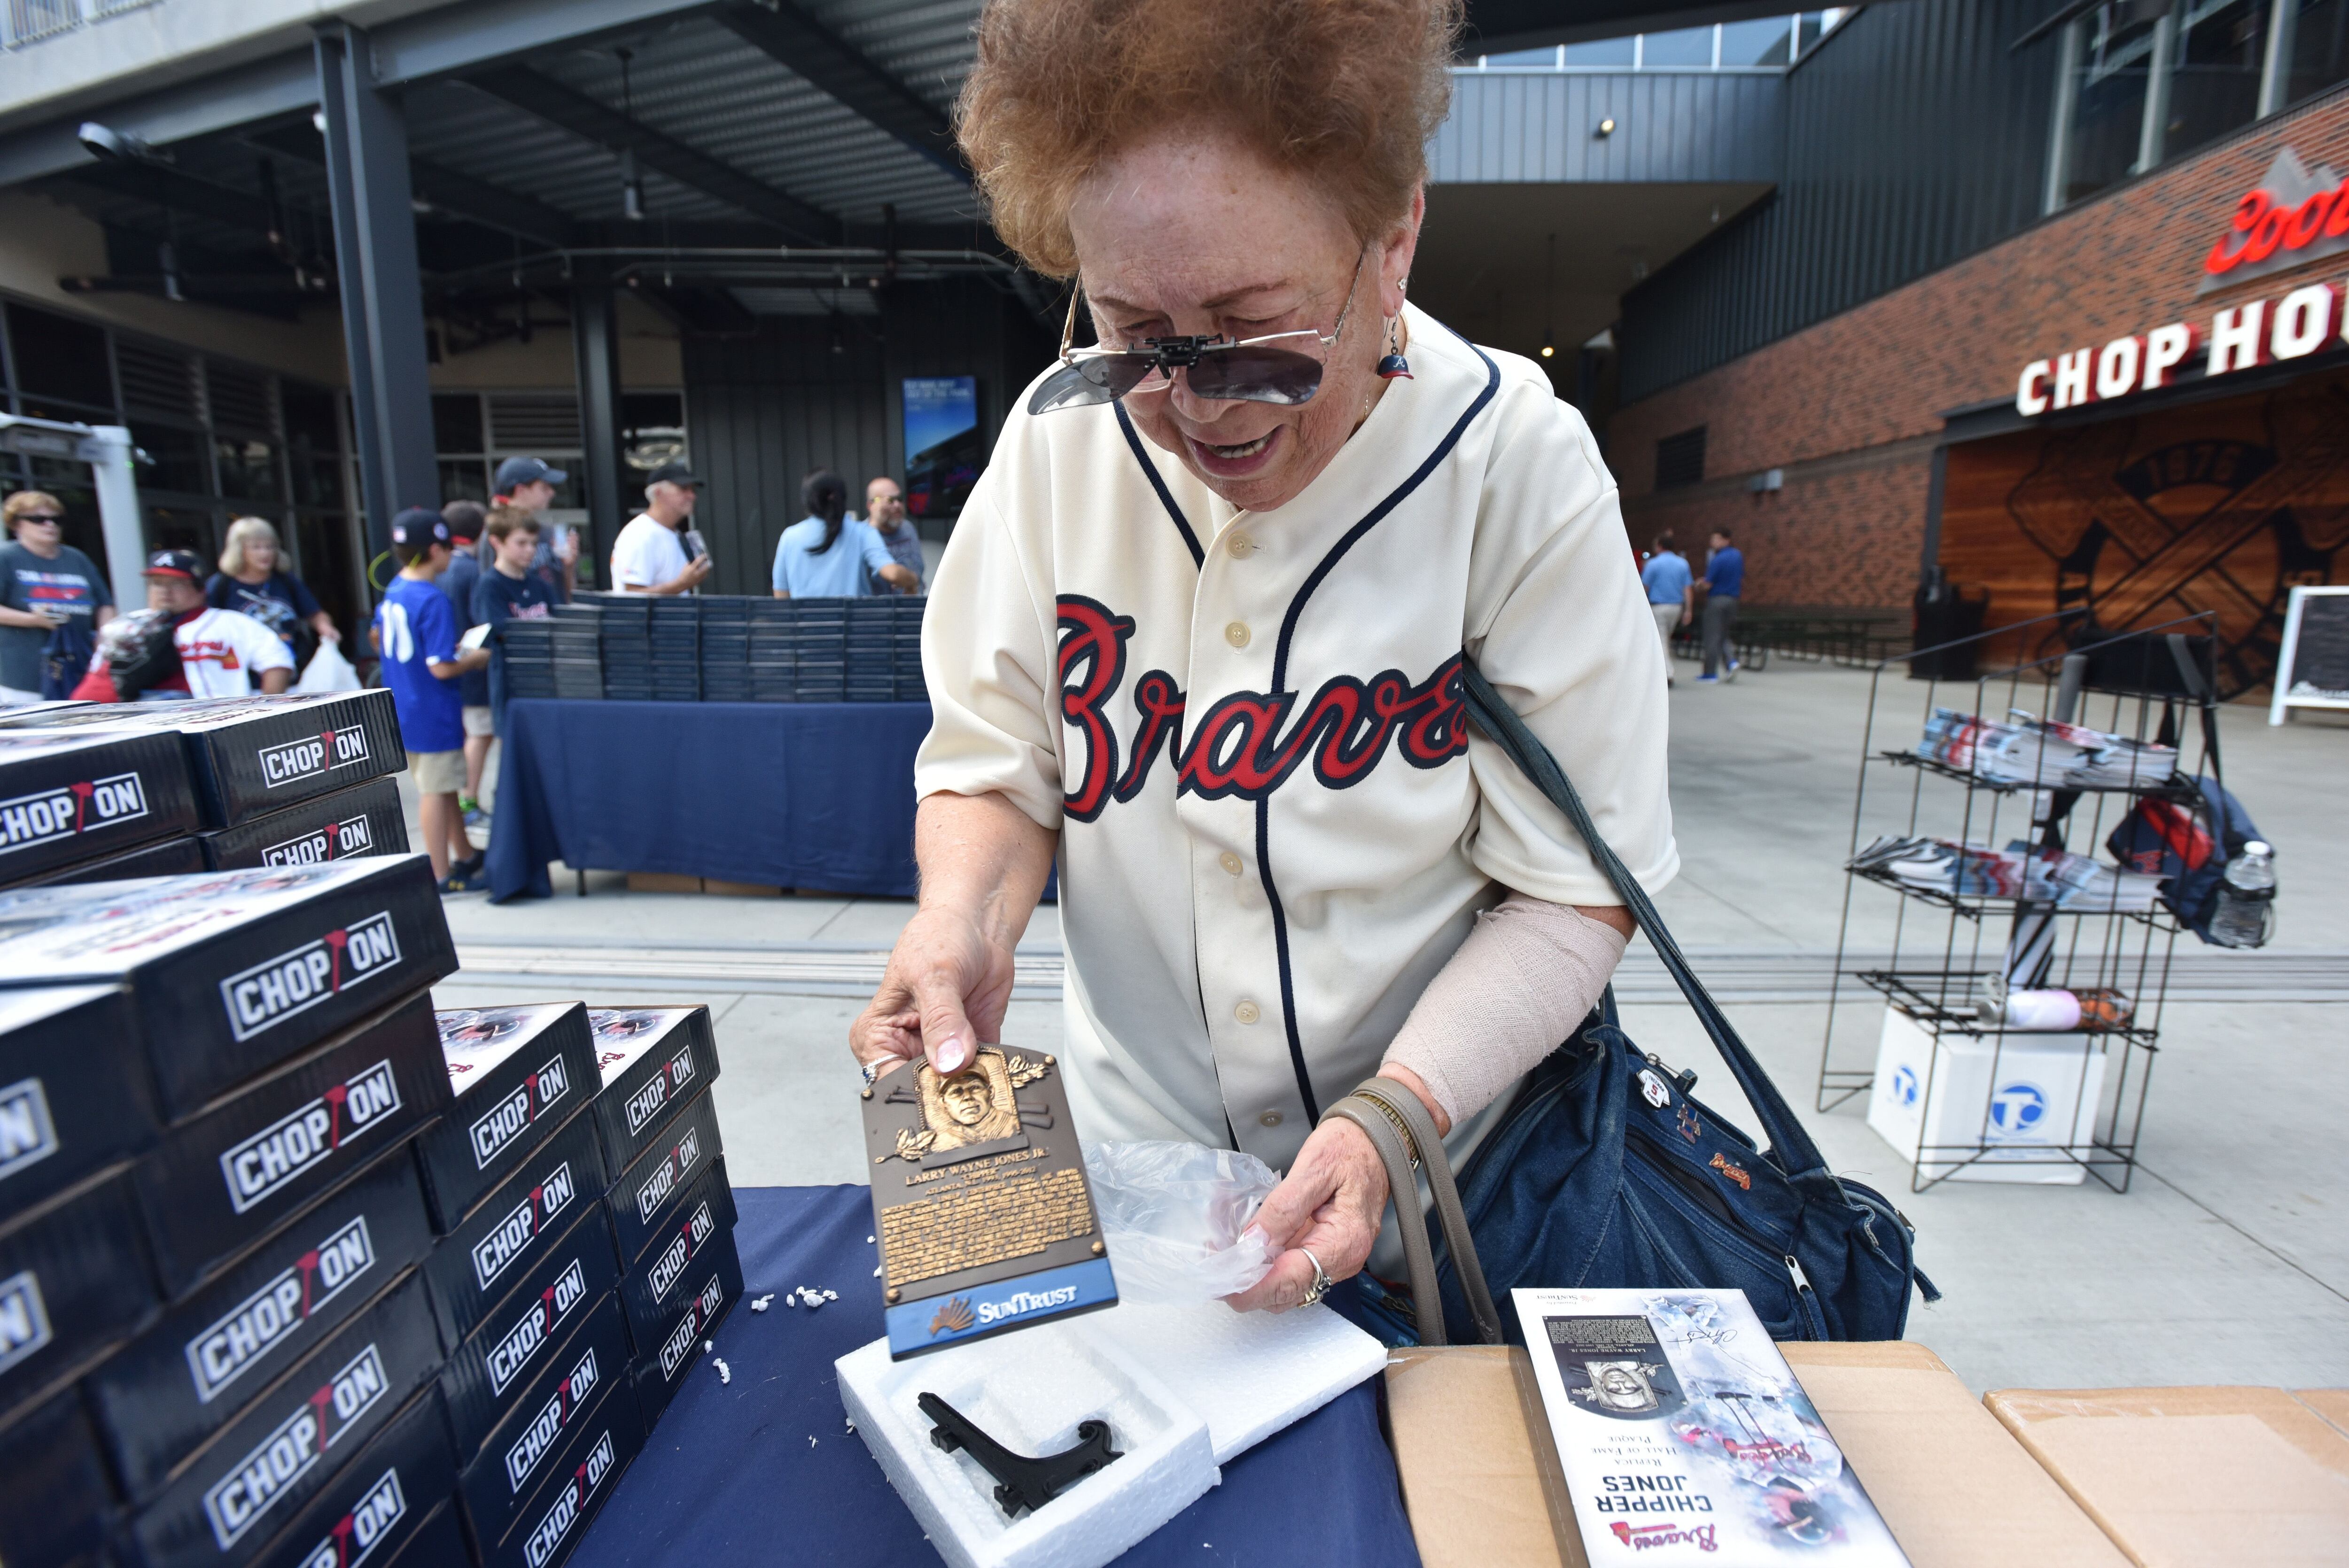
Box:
[74,548,292,700]
[374,509,491,893]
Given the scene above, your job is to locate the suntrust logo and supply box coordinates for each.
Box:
[259,726,371,789]
[0,772,147,855]
[975,1285,1080,1327]
[220,912,402,1042]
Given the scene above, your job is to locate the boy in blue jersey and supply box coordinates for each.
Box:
[373,508,491,891]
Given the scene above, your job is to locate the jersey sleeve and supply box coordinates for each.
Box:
[1462,368,1677,907]
[234,609,296,672]
[912,476,1063,831]
[413,587,459,665]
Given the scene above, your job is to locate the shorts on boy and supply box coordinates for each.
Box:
[410,748,466,794]
[462,705,494,738]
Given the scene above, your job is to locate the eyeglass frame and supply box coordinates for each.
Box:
[1051,242,1375,400]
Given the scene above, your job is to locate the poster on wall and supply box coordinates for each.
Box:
[902,376,982,520]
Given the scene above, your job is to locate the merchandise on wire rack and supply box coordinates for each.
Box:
[1848,834,2161,912]
[1915,706,2179,791]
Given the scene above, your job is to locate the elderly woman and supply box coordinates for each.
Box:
[851,0,1674,1320]
[208,516,339,659]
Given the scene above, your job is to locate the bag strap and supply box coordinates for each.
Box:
[1455,657,1843,1196]
[1326,1078,1506,1347]
[1326,1093,1452,1343]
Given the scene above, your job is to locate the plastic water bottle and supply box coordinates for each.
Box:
[2209,840,2275,949]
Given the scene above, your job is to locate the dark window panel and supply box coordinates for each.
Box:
[215,438,282,505]
[439,459,489,505]
[4,304,112,412]
[143,504,219,563]
[1656,427,1708,489]
[2285,0,2349,106]
[132,423,210,498]
[291,512,361,643]
[433,393,485,454]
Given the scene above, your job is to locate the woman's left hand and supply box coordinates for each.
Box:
[1225,1113,1389,1312]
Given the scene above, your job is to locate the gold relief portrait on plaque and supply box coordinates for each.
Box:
[891,1048,1051,1161]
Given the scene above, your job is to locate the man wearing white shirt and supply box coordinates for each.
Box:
[76,549,293,700]
[609,462,713,596]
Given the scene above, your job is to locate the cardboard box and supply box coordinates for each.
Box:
[0,1165,157,1424]
[585,1006,720,1177]
[604,1089,723,1267]
[479,1375,645,1568]
[0,692,405,827]
[1868,1005,2108,1184]
[89,1143,437,1502]
[630,1226,742,1428]
[458,1292,631,1551]
[122,1268,442,1568]
[2296,1388,2349,1436]
[0,1387,118,1568]
[0,726,197,882]
[439,1207,624,1460]
[381,1500,468,1568]
[616,1155,736,1357]
[7,832,205,890]
[195,776,410,870]
[240,1386,456,1568]
[0,983,161,1219]
[424,1110,608,1350]
[419,1002,600,1234]
[1384,1342,2135,1568]
[0,857,457,1121]
[134,989,449,1296]
[1986,1384,2349,1566]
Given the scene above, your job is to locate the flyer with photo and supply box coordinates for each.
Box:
[1514,1287,1910,1566]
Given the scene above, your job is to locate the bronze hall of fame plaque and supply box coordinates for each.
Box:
[862,1047,1115,1358]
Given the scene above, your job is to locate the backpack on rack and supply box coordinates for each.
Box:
[1322,659,1937,1351]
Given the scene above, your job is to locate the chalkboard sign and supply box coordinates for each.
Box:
[2270,586,2349,724]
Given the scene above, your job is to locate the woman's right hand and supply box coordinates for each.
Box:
[850,904,1015,1079]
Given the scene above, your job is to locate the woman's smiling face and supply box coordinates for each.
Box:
[1066,128,1420,514]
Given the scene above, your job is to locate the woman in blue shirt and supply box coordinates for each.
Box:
[207,516,341,660]
[771,471,919,598]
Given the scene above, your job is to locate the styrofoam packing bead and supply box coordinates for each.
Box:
[751,1294,776,1313]
[716,1359,731,1384]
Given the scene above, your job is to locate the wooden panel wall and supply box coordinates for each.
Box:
[1938,370,2349,696]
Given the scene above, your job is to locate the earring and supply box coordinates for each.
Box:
[1377,314,1412,380]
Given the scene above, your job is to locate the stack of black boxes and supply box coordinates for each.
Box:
[592,598,654,702]
[647,601,700,703]
[698,599,752,703]
[786,600,848,703]
[0,715,206,888]
[844,600,897,705]
[496,615,604,704]
[473,595,930,706]
[891,596,929,703]
[747,600,797,702]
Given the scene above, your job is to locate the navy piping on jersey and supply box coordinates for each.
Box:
[1111,331,1504,1127]
[1116,404,1204,567]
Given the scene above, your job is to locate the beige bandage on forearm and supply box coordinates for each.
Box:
[1383,895,1630,1127]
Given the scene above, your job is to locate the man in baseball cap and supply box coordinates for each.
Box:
[376,506,492,892]
[74,546,295,701]
[493,457,579,601]
[611,460,711,596]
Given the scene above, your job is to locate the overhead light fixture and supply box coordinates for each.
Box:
[78,122,168,165]
[1595,116,1616,139]
[1540,232,1557,359]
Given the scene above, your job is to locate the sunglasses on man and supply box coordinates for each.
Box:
[1027,247,1370,415]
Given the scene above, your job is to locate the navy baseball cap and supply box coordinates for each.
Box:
[390,507,451,547]
[494,456,568,491]
[646,460,705,489]
[143,548,204,582]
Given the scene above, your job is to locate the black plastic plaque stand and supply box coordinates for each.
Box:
[918,1392,1121,1517]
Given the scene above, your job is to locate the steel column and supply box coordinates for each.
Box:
[2258,0,2300,116]
[316,22,437,573]
[2134,9,2177,174]
[572,272,628,562]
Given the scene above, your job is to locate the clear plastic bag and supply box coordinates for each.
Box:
[293,642,362,693]
[1084,1140,1280,1305]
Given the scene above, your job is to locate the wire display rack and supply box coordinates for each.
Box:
[1817,611,2225,1194]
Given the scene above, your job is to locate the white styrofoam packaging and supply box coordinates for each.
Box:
[1867,1006,2108,1184]
[837,1320,1216,1568]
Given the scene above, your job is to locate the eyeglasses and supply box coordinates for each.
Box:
[14,514,61,526]
[1027,247,1369,415]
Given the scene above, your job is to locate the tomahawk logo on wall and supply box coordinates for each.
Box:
[2015,147,2348,417]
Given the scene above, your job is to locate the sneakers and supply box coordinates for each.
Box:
[1726,660,1741,683]
[440,864,487,895]
[460,798,490,831]
[1696,674,1721,684]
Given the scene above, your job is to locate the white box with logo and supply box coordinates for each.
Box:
[1867,1006,2107,1184]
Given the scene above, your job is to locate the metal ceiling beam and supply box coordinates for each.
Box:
[1462,0,1822,51]
[48,160,277,239]
[463,67,838,244]
[245,125,577,248]
[711,2,968,184]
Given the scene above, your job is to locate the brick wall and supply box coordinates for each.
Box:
[1611,84,2349,610]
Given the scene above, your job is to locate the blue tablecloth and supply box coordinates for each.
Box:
[487,700,932,901]
[572,1185,1421,1568]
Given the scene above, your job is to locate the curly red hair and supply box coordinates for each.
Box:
[956,0,1462,278]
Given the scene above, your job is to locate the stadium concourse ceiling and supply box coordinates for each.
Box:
[1,0,1803,326]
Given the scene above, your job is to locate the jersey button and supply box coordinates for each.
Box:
[1226,532,1252,558]
[1224,621,1251,648]
[1234,1000,1261,1025]
[1259,1110,1283,1127]
[1218,851,1243,876]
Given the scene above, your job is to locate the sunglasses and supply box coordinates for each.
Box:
[1027,247,1369,416]
[15,514,61,526]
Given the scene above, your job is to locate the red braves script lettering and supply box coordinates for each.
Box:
[505,1346,601,1496]
[0,1269,51,1374]
[259,726,371,789]
[292,1468,404,1568]
[1609,1521,1718,1552]
[486,1257,588,1395]
[187,1217,375,1403]
[522,1430,616,1568]
[0,1077,57,1180]
[1057,595,1469,822]
[469,1056,572,1171]
[203,1344,387,1548]
[633,1126,703,1224]
[221,1061,403,1213]
[471,1161,576,1291]
[221,911,403,1042]
[0,772,147,855]
[262,812,374,867]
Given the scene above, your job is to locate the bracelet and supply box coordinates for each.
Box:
[1366,1088,1420,1169]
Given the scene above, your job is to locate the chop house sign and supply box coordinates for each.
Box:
[2015,147,2348,418]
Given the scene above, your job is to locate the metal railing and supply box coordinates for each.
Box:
[4,0,153,49]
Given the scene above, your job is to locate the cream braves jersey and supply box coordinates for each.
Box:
[917,304,1677,1173]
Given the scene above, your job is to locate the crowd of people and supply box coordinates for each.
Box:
[1639,527,1747,686]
